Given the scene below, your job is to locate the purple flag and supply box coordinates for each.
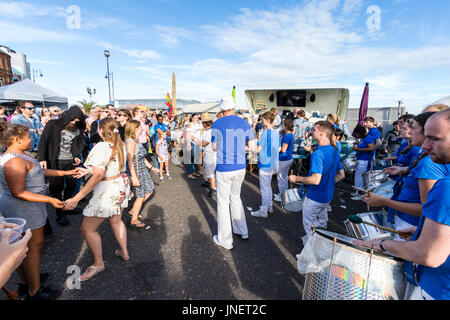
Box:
[358,83,369,126]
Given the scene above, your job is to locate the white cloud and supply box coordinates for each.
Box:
[0,1,66,18]
[97,41,161,61]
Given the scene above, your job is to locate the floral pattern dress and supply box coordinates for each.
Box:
[82,142,131,218]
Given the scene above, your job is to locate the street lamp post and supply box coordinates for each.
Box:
[397,100,404,118]
[87,87,96,99]
[32,69,43,83]
[104,50,112,104]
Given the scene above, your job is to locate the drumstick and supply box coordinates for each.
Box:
[348,215,409,237]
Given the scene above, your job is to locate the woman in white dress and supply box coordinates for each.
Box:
[64,117,131,282]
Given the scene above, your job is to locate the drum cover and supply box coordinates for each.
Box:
[297,229,406,300]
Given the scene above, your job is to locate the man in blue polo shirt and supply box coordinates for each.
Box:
[211,96,255,250]
[289,121,345,245]
[355,108,450,300]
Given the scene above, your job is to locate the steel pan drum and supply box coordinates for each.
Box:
[297,229,406,300]
[344,210,395,240]
[342,157,357,172]
[373,181,396,199]
[363,170,389,188]
[282,188,303,212]
[375,159,392,169]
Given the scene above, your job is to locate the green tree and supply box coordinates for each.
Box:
[77,99,97,114]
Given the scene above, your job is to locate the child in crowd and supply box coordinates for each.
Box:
[274,118,294,202]
[252,111,280,218]
[352,125,376,200]
[156,131,171,182]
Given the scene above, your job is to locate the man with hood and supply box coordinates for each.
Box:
[38,106,86,226]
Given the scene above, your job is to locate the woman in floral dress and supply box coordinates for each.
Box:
[64,117,131,282]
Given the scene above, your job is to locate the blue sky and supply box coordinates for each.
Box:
[1,0,450,113]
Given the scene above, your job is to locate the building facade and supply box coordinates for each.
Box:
[0,51,13,87]
[0,45,31,84]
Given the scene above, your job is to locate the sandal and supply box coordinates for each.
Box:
[78,264,105,282]
[127,212,143,219]
[114,249,130,261]
[128,220,147,230]
[187,174,197,180]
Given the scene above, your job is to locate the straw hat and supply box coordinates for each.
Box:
[201,112,212,123]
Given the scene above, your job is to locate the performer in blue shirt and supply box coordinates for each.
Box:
[364,112,450,231]
[356,109,450,300]
[252,112,280,218]
[351,125,376,200]
[289,121,345,245]
[274,119,295,203]
[211,96,255,250]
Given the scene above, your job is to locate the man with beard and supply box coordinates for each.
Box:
[38,106,86,226]
[355,109,450,300]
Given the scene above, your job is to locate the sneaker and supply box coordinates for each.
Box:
[213,235,233,250]
[167,175,173,181]
[251,209,268,218]
[208,189,217,198]
[159,177,164,182]
[201,181,211,188]
[273,194,282,202]
[233,232,249,240]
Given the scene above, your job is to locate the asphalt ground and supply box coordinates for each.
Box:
[2,163,369,300]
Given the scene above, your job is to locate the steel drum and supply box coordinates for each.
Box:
[373,181,396,199]
[375,159,392,169]
[342,157,357,172]
[297,229,406,300]
[362,170,389,188]
[344,210,395,240]
[282,188,303,212]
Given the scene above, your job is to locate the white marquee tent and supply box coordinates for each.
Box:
[0,79,68,104]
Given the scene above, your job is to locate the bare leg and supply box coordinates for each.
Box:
[165,160,170,175]
[80,217,105,279]
[109,211,128,257]
[129,197,144,224]
[209,177,216,190]
[21,227,45,296]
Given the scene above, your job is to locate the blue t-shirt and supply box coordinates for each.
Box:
[306,145,343,204]
[394,140,422,167]
[356,135,375,161]
[396,155,450,226]
[368,127,381,140]
[415,177,450,300]
[337,142,342,154]
[279,133,294,161]
[258,129,280,172]
[212,115,254,172]
[154,123,169,142]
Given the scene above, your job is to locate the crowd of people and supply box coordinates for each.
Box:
[0,95,448,301]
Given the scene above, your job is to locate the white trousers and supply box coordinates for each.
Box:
[259,170,275,213]
[354,160,369,191]
[216,170,249,247]
[277,159,293,196]
[301,196,330,245]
